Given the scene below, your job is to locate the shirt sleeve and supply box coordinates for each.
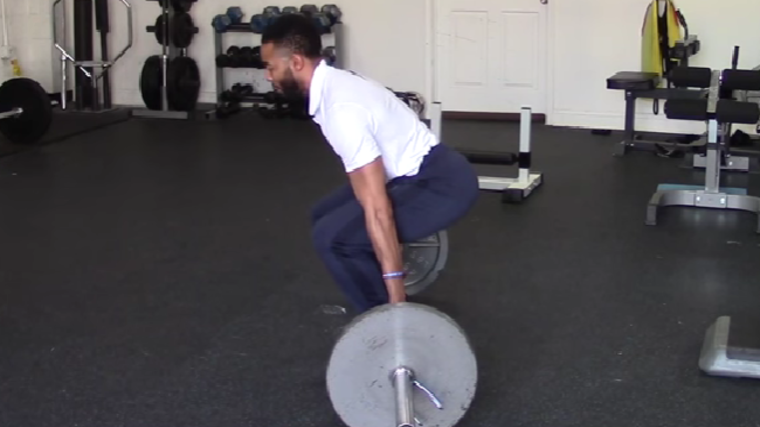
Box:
[322,103,381,173]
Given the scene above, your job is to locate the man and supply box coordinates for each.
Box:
[261,14,479,314]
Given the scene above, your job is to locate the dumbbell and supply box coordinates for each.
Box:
[227,45,242,67]
[220,84,254,103]
[239,47,255,67]
[251,7,282,33]
[282,6,298,14]
[300,4,318,15]
[231,83,254,98]
[216,53,231,68]
[321,4,342,24]
[227,6,244,23]
[311,13,332,34]
[238,46,252,66]
[251,46,263,68]
[263,6,281,15]
[211,6,245,33]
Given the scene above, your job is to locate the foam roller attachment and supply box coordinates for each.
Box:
[669,66,712,88]
[459,150,518,166]
[721,69,760,91]
[664,99,708,121]
[716,100,760,124]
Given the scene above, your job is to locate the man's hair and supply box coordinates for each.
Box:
[261,14,322,59]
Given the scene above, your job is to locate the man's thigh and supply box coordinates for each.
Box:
[313,179,469,248]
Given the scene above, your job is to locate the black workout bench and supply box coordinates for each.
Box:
[607,71,707,156]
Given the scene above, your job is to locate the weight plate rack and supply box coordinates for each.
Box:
[132,0,202,120]
[207,5,345,120]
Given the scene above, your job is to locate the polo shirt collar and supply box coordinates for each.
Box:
[308,60,328,116]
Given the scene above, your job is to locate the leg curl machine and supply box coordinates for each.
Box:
[697,66,760,381]
[645,65,760,233]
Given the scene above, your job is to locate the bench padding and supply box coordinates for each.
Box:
[607,72,661,91]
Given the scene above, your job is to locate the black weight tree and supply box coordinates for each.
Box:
[133,0,201,120]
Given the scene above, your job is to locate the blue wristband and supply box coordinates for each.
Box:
[383,271,406,279]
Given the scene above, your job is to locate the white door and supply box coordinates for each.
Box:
[434,0,549,114]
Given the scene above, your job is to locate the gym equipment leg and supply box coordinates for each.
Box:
[699,316,760,379]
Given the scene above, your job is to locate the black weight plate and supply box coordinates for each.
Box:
[172,12,196,48]
[0,78,53,144]
[167,56,201,112]
[153,14,168,46]
[158,0,193,12]
[403,230,449,296]
[140,55,163,110]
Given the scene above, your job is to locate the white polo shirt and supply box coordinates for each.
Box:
[308,61,439,180]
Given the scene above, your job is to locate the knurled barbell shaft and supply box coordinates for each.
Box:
[393,367,415,427]
[405,242,440,248]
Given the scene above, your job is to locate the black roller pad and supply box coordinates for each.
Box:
[669,66,712,89]
[460,149,518,166]
[607,71,661,91]
[721,69,760,91]
[716,100,760,125]
[664,99,708,121]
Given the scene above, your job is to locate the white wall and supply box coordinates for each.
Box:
[3,0,760,134]
[0,0,58,88]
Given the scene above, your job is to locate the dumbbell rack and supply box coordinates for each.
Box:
[132,0,200,120]
[206,20,345,120]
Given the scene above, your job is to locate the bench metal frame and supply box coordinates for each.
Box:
[428,102,543,202]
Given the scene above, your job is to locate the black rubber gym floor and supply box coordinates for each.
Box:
[2,114,760,427]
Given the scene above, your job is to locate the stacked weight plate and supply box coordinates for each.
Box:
[140,0,201,112]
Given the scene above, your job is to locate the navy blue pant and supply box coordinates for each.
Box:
[311,144,479,313]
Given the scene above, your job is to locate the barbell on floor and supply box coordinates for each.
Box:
[321,233,459,425]
[0,78,54,145]
[327,302,477,427]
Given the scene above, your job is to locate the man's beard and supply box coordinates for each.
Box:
[279,70,307,104]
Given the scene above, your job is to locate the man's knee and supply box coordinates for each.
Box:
[311,219,335,253]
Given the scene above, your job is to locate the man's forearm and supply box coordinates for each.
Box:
[365,207,404,275]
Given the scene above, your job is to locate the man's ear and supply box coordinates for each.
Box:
[290,54,306,72]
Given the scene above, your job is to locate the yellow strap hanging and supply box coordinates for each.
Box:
[641,0,683,77]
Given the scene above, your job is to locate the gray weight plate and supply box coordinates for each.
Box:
[327,302,477,427]
[403,230,449,296]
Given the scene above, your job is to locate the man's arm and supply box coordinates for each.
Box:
[322,103,406,303]
[347,158,406,303]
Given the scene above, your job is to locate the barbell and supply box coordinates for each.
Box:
[327,302,477,427]
[0,78,54,145]
[325,232,461,427]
